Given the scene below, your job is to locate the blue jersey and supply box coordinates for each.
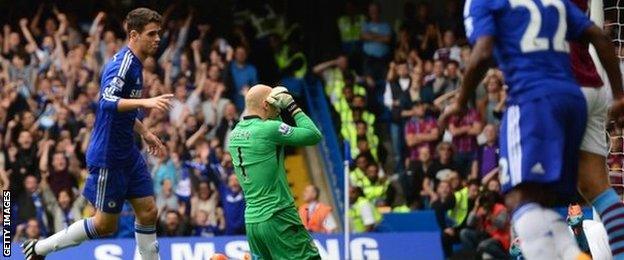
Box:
[86,46,144,168]
[464,0,593,103]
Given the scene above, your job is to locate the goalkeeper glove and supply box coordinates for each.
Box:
[266,86,302,115]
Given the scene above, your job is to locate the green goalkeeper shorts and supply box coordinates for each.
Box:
[246,207,321,260]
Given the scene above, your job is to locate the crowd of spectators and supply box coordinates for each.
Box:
[324,1,621,259]
[0,1,288,243]
[304,2,511,258]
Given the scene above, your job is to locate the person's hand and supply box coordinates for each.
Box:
[443,227,455,236]
[19,18,28,28]
[78,127,88,137]
[389,61,396,70]
[211,139,221,149]
[143,131,166,157]
[144,94,174,112]
[7,119,17,129]
[266,86,289,108]
[25,43,36,54]
[57,13,67,23]
[46,139,56,149]
[266,86,301,115]
[95,12,106,21]
[429,192,439,202]
[221,153,232,168]
[3,25,10,35]
[15,223,25,233]
[191,40,201,52]
[438,101,465,129]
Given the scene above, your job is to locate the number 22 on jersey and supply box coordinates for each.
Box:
[510,0,569,53]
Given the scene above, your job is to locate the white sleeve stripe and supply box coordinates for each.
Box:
[117,51,133,78]
[117,51,130,77]
[121,51,132,78]
[463,0,473,17]
[119,51,132,76]
[120,55,133,77]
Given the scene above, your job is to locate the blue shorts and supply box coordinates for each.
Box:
[83,157,153,214]
[499,94,587,197]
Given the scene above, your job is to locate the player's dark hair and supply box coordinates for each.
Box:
[125,8,162,34]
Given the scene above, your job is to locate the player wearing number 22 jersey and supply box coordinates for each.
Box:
[464,0,592,197]
[461,0,602,258]
[228,111,322,259]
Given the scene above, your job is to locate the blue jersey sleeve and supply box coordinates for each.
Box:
[464,0,497,45]
[100,53,134,112]
[565,0,593,40]
[100,73,123,112]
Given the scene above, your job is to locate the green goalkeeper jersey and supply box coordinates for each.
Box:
[228,112,323,223]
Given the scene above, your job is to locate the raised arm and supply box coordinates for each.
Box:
[439,36,494,126]
[175,13,193,50]
[265,88,323,146]
[312,58,337,75]
[191,40,202,69]
[2,25,11,55]
[55,12,68,38]
[100,70,174,113]
[29,4,44,36]
[19,18,40,52]
[185,124,209,148]
[581,25,624,115]
[38,140,53,174]
[266,113,322,147]
[89,12,106,37]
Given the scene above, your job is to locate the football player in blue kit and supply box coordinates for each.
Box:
[22,8,173,260]
[441,0,624,259]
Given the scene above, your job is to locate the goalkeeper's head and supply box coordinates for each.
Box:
[245,84,280,120]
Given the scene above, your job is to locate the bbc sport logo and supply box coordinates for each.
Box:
[3,190,11,257]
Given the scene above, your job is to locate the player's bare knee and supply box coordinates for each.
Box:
[93,219,118,236]
[136,204,158,225]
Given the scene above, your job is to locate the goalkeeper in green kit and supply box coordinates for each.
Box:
[228,84,323,259]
